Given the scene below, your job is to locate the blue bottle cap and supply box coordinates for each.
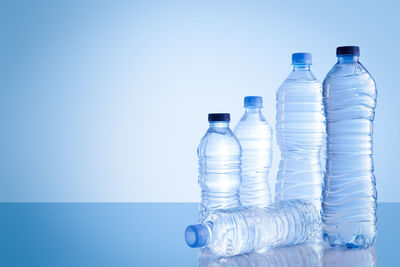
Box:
[185,224,209,248]
[292,53,312,65]
[244,96,263,108]
[336,46,360,56]
[208,113,230,122]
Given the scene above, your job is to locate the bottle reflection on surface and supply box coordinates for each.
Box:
[199,243,377,267]
[323,246,377,267]
[199,241,323,267]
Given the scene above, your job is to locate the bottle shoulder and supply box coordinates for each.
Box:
[198,128,241,155]
[234,120,272,137]
[281,69,320,83]
[237,111,270,124]
[324,62,375,83]
[277,76,323,103]
[234,113,273,137]
[323,62,377,98]
[277,70,322,95]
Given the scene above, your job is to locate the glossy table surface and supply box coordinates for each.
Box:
[1,203,398,266]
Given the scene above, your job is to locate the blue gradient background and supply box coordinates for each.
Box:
[0,0,398,202]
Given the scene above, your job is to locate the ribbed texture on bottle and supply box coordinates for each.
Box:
[205,201,320,257]
[198,126,242,222]
[322,60,377,248]
[275,69,325,210]
[234,109,273,208]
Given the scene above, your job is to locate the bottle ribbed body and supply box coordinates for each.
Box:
[322,55,377,248]
[275,64,325,210]
[198,122,242,222]
[203,200,320,257]
[234,107,273,208]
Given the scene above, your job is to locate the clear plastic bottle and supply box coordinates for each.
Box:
[185,200,320,257]
[234,96,273,208]
[275,52,325,210]
[198,113,242,222]
[322,46,377,248]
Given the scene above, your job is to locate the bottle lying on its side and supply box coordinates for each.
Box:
[185,200,320,257]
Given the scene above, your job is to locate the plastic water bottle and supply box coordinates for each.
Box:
[322,46,377,248]
[200,241,322,267]
[234,96,273,208]
[185,200,320,257]
[275,53,325,210]
[198,113,242,222]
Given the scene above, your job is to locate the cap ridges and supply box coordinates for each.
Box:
[208,113,230,122]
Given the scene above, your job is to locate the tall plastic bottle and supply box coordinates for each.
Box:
[322,46,377,248]
[198,113,242,222]
[275,52,325,210]
[234,96,273,208]
[185,200,320,257]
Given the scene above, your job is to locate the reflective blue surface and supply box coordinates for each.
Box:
[0,203,398,266]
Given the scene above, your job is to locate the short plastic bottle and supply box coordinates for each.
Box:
[197,113,242,222]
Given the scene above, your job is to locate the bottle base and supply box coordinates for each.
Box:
[323,232,376,249]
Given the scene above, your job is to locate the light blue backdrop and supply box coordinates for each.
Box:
[0,0,397,202]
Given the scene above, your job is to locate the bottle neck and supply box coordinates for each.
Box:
[245,107,262,113]
[209,121,229,128]
[337,55,359,63]
[293,64,311,71]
